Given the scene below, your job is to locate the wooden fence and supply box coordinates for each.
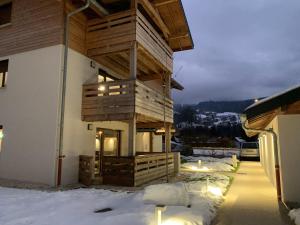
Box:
[79,153,175,186]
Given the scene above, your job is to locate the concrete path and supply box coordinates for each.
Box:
[213,161,293,225]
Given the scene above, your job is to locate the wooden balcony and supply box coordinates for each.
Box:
[82,79,173,123]
[86,9,173,76]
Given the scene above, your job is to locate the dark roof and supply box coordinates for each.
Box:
[244,85,300,119]
[171,78,184,90]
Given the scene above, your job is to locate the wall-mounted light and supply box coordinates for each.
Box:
[99,85,106,92]
[87,124,93,131]
[0,130,4,139]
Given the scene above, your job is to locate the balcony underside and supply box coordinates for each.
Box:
[82,79,173,123]
[86,9,173,78]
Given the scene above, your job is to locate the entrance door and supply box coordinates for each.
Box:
[95,129,120,176]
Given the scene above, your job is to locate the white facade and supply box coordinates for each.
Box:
[258,114,300,203]
[0,45,63,186]
[0,46,165,186]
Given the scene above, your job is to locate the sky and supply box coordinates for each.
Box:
[173,0,300,104]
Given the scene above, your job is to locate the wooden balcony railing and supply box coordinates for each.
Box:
[86,9,173,73]
[82,79,173,123]
[102,153,174,186]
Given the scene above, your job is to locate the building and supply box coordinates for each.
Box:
[0,0,193,187]
[242,85,300,205]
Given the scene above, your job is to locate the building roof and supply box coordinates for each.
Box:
[245,85,300,120]
[244,84,300,133]
[171,78,184,90]
[151,0,194,51]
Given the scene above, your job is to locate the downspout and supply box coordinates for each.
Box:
[57,0,108,186]
[240,114,282,201]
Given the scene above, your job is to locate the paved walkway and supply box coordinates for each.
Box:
[213,161,293,225]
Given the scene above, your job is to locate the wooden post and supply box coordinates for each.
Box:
[128,116,136,156]
[150,132,153,153]
[128,40,137,156]
[165,123,171,153]
[130,41,137,79]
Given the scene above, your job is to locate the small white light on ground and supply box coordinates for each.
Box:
[155,205,167,225]
[161,219,185,225]
[198,160,201,167]
[208,186,223,197]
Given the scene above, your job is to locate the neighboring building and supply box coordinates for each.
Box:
[0,0,193,186]
[243,85,300,205]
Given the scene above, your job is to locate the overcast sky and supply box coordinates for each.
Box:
[173,0,300,104]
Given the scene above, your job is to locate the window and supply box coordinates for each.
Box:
[0,125,3,152]
[0,59,8,87]
[0,1,12,26]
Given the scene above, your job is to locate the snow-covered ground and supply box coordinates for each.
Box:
[0,172,231,225]
[193,148,240,157]
[289,208,300,225]
[181,155,236,172]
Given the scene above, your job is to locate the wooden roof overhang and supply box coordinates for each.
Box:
[244,85,300,136]
[150,0,194,51]
[171,78,184,90]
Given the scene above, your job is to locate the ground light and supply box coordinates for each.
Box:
[161,219,185,225]
[155,205,166,225]
[208,186,223,197]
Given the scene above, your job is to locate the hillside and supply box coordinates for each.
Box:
[195,99,255,113]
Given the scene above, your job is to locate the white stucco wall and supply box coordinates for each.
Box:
[259,114,300,203]
[0,45,63,186]
[276,114,300,203]
[61,49,131,185]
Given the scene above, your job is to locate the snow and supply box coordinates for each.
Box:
[181,155,236,172]
[193,148,240,157]
[143,183,189,206]
[0,171,231,225]
[289,208,300,225]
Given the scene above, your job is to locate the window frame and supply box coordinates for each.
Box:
[0,125,3,153]
[0,59,9,88]
[0,1,12,28]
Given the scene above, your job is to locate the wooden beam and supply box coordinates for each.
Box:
[153,0,178,7]
[137,122,165,129]
[128,116,137,156]
[138,0,170,39]
[130,42,137,79]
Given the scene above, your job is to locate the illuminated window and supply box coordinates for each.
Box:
[0,1,12,26]
[0,59,8,88]
[0,125,3,152]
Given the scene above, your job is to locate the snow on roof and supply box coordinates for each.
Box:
[246,84,300,111]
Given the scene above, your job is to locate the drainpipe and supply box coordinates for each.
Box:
[57,0,108,186]
[240,114,282,201]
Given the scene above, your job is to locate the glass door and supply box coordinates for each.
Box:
[95,129,120,176]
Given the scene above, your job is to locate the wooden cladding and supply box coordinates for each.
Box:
[86,9,173,73]
[100,153,175,186]
[82,79,173,123]
[0,0,64,58]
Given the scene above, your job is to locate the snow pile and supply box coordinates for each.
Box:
[182,162,234,172]
[143,183,189,206]
[289,208,300,225]
[0,172,231,225]
[193,148,240,157]
[182,156,235,172]
[183,156,234,166]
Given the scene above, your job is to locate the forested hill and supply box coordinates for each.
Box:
[196,100,255,113]
[175,99,256,113]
